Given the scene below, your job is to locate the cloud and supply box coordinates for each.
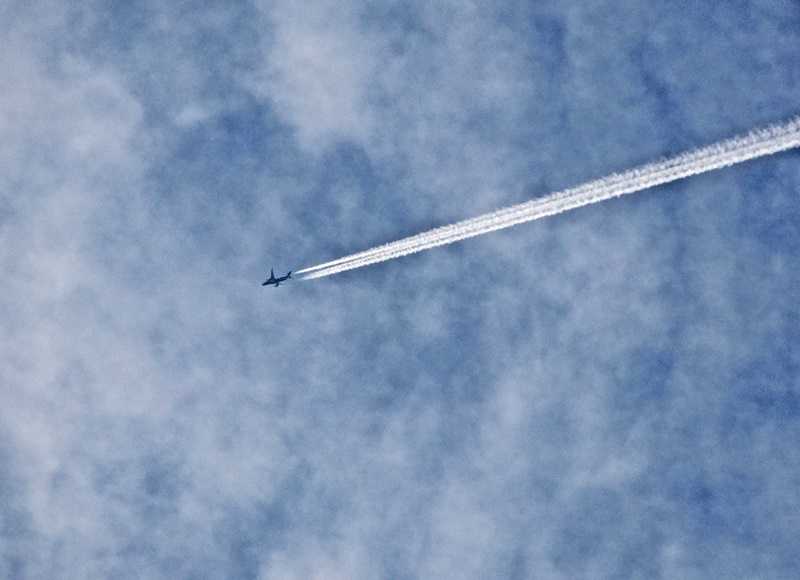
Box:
[247,0,378,152]
[2,1,800,579]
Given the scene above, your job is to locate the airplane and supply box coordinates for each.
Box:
[262,268,292,287]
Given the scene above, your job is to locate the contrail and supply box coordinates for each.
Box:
[296,116,800,280]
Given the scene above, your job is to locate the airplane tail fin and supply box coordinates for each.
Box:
[287,271,292,278]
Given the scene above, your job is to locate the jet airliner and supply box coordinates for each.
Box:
[262,268,291,287]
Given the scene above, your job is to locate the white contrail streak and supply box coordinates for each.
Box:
[296,116,800,280]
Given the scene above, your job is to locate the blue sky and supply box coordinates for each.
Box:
[2,1,799,578]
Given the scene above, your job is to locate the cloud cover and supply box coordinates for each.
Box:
[2,1,799,578]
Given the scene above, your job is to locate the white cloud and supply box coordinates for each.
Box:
[248,0,378,152]
[2,2,800,578]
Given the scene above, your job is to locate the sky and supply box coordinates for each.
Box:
[2,1,799,578]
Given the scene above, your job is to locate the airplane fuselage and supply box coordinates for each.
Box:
[262,269,291,287]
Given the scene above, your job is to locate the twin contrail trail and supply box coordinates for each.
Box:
[296,116,800,280]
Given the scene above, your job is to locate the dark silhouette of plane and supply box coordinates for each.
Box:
[262,268,291,287]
